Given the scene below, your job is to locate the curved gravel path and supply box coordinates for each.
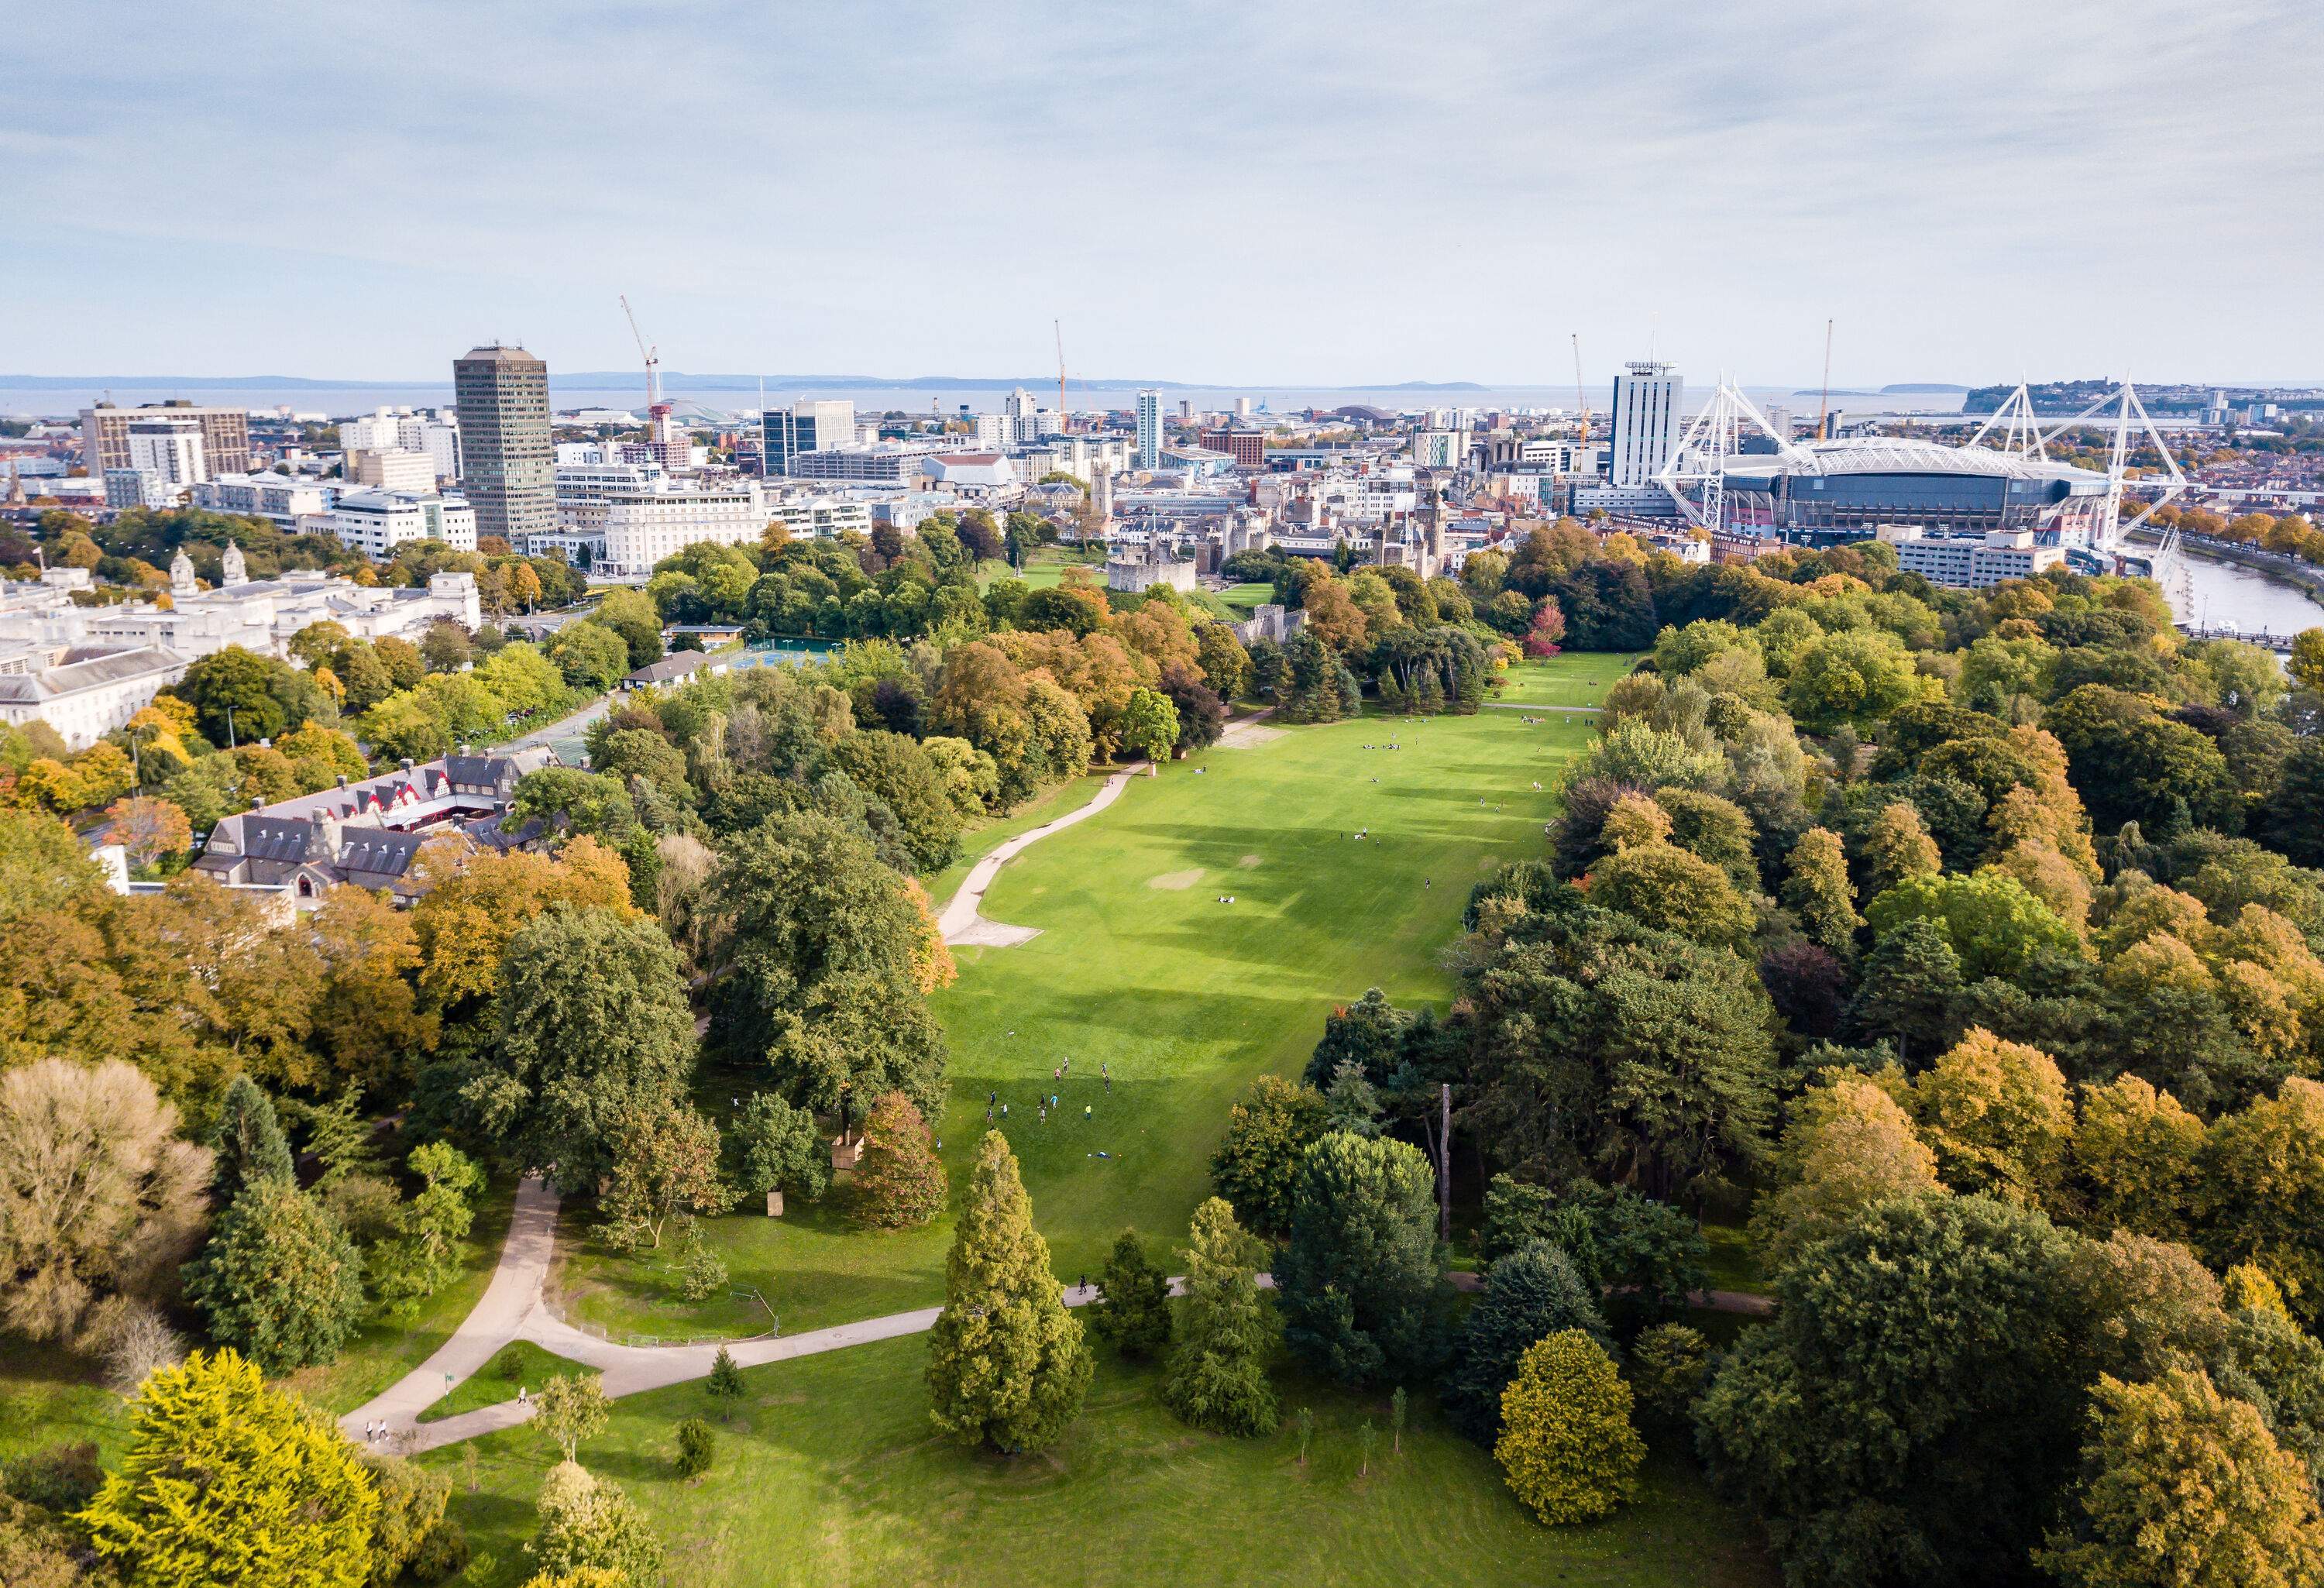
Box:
[937,763,1146,947]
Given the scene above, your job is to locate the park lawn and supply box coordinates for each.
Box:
[418,1340,590,1424]
[0,1341,133,1469]
[920,770,1107,905]
[418,1329,1776,1588]
[1697,1223,1768,1298]
[279,1184,517,1415]
[1216,581,1274,613]
[978,548,1106,590]
[1490,651,1640,709]
[555,682,1597,1340]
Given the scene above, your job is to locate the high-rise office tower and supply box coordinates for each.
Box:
[1135,389,1162,471]
[1608,360,1683,486]
[762,398,856,475]
[453,344,553,547]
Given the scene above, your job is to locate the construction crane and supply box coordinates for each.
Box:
[1570,334,1591,447]
[1814,318,1834,440]
[619,294,660,413]
[1054,319,1068,432]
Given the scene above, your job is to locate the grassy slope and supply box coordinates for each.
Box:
[1490,651,1638,709]
[556,670,1599,1339]
[419,1332,1775,1588]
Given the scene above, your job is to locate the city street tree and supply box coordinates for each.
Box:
[1161,1198,1277,1436]
[853,1089,947,1229]
[1494,1331,1646,1527]
[926,1131,1092,1453]
[480,903,695,1190]
[181,1174,366,1373]
[1274,1132,1450,1386]
[1208,1074,1327,1239]
[1443,1239,1609,1445]
[1089,1229,1173,1361]
[0,1057,210,1345]
[80,1349,377,1588]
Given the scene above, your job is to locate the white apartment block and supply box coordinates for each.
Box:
[127,418,208,486]
[1891,529,2064,589]
[349,448,438,493]
[767,493,873,539]
[191,473,335,528]
[587,482,768,576]
[328,490,480,560]
[1411,428,1470,469]
[1608,360,1683,486]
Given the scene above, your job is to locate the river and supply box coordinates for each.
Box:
[2174,552,2323,639]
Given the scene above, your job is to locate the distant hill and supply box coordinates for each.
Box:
[1882,383,1970,394]
[5,371,1491,394]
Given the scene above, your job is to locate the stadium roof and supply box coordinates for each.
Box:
[1731,437,2105,484]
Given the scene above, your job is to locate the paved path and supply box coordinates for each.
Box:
[937,763,1147,947]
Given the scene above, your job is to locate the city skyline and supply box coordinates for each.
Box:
[5,2,2321,385]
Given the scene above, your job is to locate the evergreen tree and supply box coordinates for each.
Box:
[526,1461,662,1586]
[925,1132,1092,1453]
[1162,1198,1278,1436]
[1208,1074,1326,1239]
[1846,916,1965,1064]
[1089,1229,1173,1360]
[1494,1331,1646,1526]
[1274,1132,1450,1387]
[1442,1239,1609,1445]
[853,1090,947,1229]
[706,1346,745,1420]
[1628,1323,1711,1435]
[210,1074,294,1203]
[81,1349,378,1587]
[1783,826,1862,955]
[182,1174,366,1374]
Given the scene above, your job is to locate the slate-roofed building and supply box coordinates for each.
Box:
[193,744,559,906]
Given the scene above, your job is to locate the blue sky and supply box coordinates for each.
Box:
[4,1,2319,386]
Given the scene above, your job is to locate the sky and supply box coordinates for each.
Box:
[4,1,2322,389]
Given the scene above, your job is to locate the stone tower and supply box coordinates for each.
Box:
[220,540,249,586]
[170,546,197,600]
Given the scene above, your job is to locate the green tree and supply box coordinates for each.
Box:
[1784,826,1862,954]
[372,1140,484,1318]
[210,1074,295,1203]
[1628,1322,1710,1434]
[1865,868,2084,981]
[1161,1198,1278,1436]
[706,1346,744,1420]
[1862,800,1944,894]
[1443,1239,1608,1445]
[359,1451,450,1588]
[925,1131,1092,1453]
[478,904,696,1190]
[729,1092,831,1207]
[1274,1132,1449,1387]
[1588,839,1756,948]
[1697,1195,2095,1588]
[534,1374,610,1463]
[526,1460,661,1586]
[592,588,665,670]
[852,1089,947,1229]
[673,1418,715,1480]
[2202,1078,2324,1326]
[1195,623,1252,702]
[819,730,961,871]
[182,1174,366,1373]
[1208,1074,1327,1240]
[79,1349,377,1588]
[708,812,950,1119]
[1089,1229,1173,1360]
[1494,1331,1646,1527]
[600,1102,730,1249]
[2291,628,2324,696]
[2038,1366,2324,1588]
[545,620,631,692]
[1117,686,1180,765]
[1846,916,1965,1064]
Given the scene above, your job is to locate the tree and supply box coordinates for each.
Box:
[1628,1322,1710,1434]
[210,1074,295,1204]
[1865,868,2083,982]
[1862,800,1944,894]
[593,588,665,669]
[1117,686,1180,765]
[1697,1195,2095,1588]
[1208,1074,1326,1239]
[1157,662,1228,754]
[546,621,631,692]
[526,1460,661,1586]
[1524,598,1566,657]
[2202,1078,2324,1326]
[1785,627,1923,731]
[1195,624,1252,702]
[1161,1198,1277,1436]
[1752,1072,1944,1267]
[0,1058,210,1346]
[1846,916,1965,1064]
[1494,1332,1645,1527]
[1089,1229,1173,1360]
[925,1131,1092,1453]
[104,796,192,870]
[182,1174,366,1374]
[1443,1239,1609,1445]
[2038,1367,2324,1588]
[1274,1132,1449,1387]
[2072,1075,2204,1241]
[1784,827,1860,954]
[535,1374,611,1463]
[708,812,950,1120]
[80,1349,377,1588]
[480,904,696,1190]
[820,729,961,871]
[600,1102,731,1250]
[853,1089,947,1229]
[1589,839,1756,948]
[730,1092,831,1207]
[1901,1028,2074,1207]
[706,1346,745,1419]
[421,620,472,673]
[673,1417,715,1480]
[310,884,435,1093]
[373,1141,484,1318]
[360,1451,451,1588]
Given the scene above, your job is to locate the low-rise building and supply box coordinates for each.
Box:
[191,473,335,528]
[1891,528,2064,588]
[328,490,479,560]
[0,643,190,749]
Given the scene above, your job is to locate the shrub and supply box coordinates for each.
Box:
[1494,1331,1645,1527]
[673,1418,714,1480]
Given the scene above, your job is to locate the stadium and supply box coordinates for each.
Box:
[1715,437,2113,543]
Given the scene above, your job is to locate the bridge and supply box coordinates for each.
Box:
[2174,621,2303,654]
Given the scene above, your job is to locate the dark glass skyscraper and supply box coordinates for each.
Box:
[453,344,552,548]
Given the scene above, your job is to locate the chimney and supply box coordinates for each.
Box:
[399,758,414,772]
[457,742,470,755]
[248,796,264,811]
[335,774,349,787]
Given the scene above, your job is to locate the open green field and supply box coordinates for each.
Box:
[1490,651,1638,709]
[418,1331,1775,1588]
[418,1340,587,1424]
[979,547,1106,590]
[554,675,1598,1340]
[1216,580,1274,613]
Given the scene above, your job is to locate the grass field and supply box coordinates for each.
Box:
[554,668,1600,1340]
[978,548,1107,590]
[1490,651,1639,709]
[417,1330,1776,1588]
[1216,581,1274,613]
[418,1340,587,1424]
